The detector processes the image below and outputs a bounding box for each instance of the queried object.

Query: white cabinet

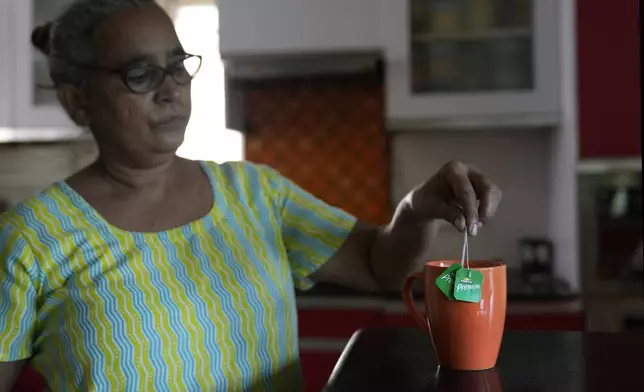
[0,0,13,129]
[2,0,568,136]
[380,0,562,129]
[219,0,381,56]
[0,0,84,142]
[12,0,77,129]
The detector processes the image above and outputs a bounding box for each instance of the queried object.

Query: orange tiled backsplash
[243,75,391,225]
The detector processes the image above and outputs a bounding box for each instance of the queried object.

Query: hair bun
[32,23,53,56]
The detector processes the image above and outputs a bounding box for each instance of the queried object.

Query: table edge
[322,329,364,391]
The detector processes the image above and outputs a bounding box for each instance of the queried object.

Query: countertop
[297,282,578,301]
[296,283,583,314]
[297,267,579,304]
[324,327,644,392]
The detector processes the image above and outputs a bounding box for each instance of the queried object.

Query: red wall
[577,0,641,158]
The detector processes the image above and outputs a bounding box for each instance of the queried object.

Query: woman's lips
[152,115,188,132]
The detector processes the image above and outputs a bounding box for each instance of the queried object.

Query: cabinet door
[381,0,561,127]
[383,313,419,328]
[219,0,380,56]
[12,0,79,129]
[577,0,641,158]
[298,307,381,391]
[384,310,585,331]
[505,313,585,331]
[300,351,341,392]
[298,308,382,339]
[11,367,47,392]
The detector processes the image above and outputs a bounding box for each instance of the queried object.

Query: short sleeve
[263,166,357,290]
[0,220,39,361]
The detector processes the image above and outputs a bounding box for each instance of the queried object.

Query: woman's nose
[154,74,182,104]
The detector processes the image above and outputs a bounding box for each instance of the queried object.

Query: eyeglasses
[107,53,202,94]
[45,53,203,94]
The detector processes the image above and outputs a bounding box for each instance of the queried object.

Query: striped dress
[0,161,356,392]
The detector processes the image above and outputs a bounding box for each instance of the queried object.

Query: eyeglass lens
[124,55,202,93]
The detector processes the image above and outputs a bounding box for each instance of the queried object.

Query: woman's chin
[154,129,187,152]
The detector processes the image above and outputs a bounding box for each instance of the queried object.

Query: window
[172,2,244,163]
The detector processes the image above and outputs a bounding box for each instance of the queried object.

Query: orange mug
[402,260,507,371]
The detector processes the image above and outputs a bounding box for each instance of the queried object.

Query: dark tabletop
[324,327,644,392]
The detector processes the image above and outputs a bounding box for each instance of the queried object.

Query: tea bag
[435,264,461,300]
[453,230,484,303]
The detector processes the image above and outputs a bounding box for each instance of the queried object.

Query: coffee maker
[519,237,554,284]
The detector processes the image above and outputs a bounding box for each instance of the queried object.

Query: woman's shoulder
[199,160,285,191]
[1,182,75,233]
[200,159,279,176]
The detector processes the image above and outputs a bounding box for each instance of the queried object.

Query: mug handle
[402,272,432,334]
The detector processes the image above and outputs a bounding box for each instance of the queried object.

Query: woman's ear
[57,85,91,126]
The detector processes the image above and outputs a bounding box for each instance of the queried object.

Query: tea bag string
[460,230,470,269]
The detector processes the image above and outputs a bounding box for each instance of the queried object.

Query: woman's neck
[95,155,179,194]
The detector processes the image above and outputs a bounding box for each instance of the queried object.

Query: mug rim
[425,260,506,270]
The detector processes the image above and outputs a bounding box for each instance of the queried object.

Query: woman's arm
[0,221,40,391]
[311,213,443,292]
[312,161,502,292]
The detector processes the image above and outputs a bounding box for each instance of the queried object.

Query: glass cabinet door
[33,0,76,106]
[11,0,78,130]
[410,0,533,94]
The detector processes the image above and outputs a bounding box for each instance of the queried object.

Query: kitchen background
[1,0,641,391]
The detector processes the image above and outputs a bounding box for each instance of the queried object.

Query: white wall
[391,130,554,271]
[0,141,97,205]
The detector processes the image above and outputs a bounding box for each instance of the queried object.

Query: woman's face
[78,3,192,164]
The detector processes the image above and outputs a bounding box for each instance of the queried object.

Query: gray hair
[33,0,156,87]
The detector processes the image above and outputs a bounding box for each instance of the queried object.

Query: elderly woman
[0,1,501,391]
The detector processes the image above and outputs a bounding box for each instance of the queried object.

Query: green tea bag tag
[453,268,484,303]
[435,264,462,300]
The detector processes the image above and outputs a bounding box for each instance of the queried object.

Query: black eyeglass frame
[46,53,203,94]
